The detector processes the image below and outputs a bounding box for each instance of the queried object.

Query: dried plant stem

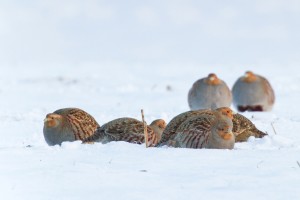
[141,109,148,148]
[271,122,277,135]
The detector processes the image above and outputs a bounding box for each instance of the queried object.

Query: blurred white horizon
[0,0,300,68]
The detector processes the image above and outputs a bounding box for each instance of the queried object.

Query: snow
[1,65,300,200]
[1,1,300,200]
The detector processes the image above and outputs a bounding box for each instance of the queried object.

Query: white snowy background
[1,1,300,199]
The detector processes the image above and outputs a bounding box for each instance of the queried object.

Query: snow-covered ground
[1,65,300,200]
[1,1,300,200]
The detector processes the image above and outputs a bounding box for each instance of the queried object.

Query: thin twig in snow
[271,122,277,135]
[297,161,300,168]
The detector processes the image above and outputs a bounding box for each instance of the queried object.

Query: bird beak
[209,76,215,81]
[44,118,50,123]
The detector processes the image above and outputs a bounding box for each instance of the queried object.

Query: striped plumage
[232,113,267,142]
[157,109,266,146]
[157,109,211,146]
[43,108,100,146]
[188,73,232,110]
[83,117,166,147]
[168,107,235,149]
[232,71,275,112]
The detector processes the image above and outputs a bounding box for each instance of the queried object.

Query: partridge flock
[43,70,272,149]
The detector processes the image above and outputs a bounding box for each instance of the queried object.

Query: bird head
[206,73,221,85]
[243,71,257,82]
[44,113,63,128]
[150,119,166,129]
[215,107,234,120]
[150,119,167,140]
[216,122,233,141]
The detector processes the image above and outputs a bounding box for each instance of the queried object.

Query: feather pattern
[167,107,235,149]
[83,117,165,147]
[43,108,100,146]
[232,113,267,142]
[173,115,213,148]
[157,109,267,146]
[157,109,214,146]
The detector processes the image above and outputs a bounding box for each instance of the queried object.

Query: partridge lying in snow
[157,110,210,146]
[157,109,266,146]
[83,118,166,147]
[43,108,100,146]
[188,73,232,110]
[232,71,275,112]
[167,107,235,149]
[232,114,267,142]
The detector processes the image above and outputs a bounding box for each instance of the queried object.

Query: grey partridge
[43,108,100,146]
[157,109,267,146]
[168,107,235,149]
[83,118,166,147]
[232,113,267,142]
[232,71,275,112]
[188,73,232,110]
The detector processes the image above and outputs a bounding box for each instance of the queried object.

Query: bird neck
[149,125,163,142]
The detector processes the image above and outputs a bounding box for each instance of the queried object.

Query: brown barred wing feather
[83,117,160,146]
[157,109,212,146]
[171,115,213,149]
[232,113,267,142]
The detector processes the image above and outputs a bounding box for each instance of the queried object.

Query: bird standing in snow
[232,71,275,112]
[83,118,166,147]
[167,107,235,149]
[188,73,232,110]
[43,108,100,146]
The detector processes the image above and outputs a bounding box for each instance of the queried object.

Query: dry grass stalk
[141,109,149,148]
[271,122,277,135]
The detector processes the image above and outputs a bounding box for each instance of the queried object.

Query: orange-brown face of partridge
[150,119,167,143]
[150,119,167,129]
[44,114,62,128]
[243,71,258,82]
[218,124,233,140]
[206,73,221,85]
[150,119,167,135]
